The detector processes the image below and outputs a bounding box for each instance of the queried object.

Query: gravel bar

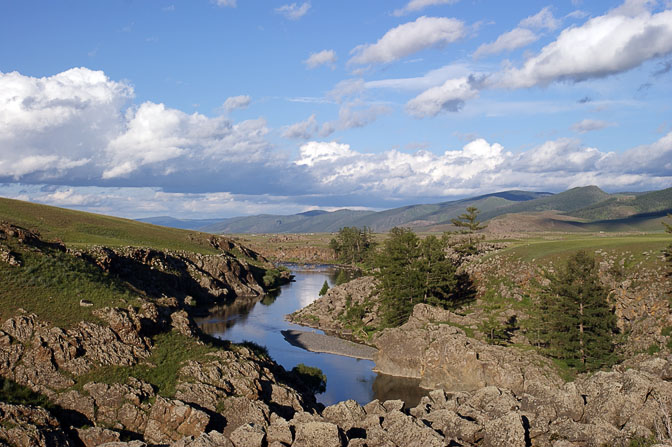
[281,329,377,360]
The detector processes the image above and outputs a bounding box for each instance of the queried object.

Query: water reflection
[195,265,428,407]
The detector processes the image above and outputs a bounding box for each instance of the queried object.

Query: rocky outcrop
[373,304,561,394]
[0,306,318,445]
[0,403,75,447]
[73,244,268,305]
[288,276,380,342]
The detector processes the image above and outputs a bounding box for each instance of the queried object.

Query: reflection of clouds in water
[295,273,328,307]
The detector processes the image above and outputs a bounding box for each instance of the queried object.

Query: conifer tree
[318,280,329,296]
[329,226,375,265]
[450,207,487,257]
[375,228,458,327]
[540,251,617,371]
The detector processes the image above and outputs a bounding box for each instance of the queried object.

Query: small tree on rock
[319,280,329,296]
[450,207,487,257]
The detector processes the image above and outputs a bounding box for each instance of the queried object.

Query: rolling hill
[133,185,672,234]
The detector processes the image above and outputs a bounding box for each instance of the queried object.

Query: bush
[291,363,326,394]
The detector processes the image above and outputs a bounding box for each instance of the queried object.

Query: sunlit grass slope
[0,197,219,253]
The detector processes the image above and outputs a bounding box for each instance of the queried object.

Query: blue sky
[1,0,671,218]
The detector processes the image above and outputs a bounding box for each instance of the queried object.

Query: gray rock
[293,421,344,447]
[229,423,265,447]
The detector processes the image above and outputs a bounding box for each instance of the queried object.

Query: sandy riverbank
[281,329,377,360]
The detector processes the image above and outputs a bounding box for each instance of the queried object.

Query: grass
[0,197,220,254]
[0,240,138,327]
[0,377,54,409]
[72,332,218,398]
[500,233,669,264]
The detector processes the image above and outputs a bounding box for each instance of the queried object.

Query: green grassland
[0,197,220,254]
[499,233,669,265]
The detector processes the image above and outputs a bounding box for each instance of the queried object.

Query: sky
[1,0,672,219]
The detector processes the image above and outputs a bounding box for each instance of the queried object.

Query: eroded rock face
[0,403,73,447]
[373,304,561,394]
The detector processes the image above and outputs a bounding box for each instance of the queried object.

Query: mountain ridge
[134,186,672,234]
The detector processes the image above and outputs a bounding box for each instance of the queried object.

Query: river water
[194,264,427,407]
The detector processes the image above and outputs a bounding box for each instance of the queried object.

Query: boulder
[293,421,344,447]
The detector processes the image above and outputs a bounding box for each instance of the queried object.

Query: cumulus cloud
[405,77,479,117]
[0,68,283,192]
[349,16,465,65]
[304,50,337,69]
[571,119,616,133]
[473,7,559,59]
[275,2,311,20]
[473,28,538,58]
[222,95,251,111]
[282,114,318,139]
[495,6,672,88]
[393,0,460,17]
[293,132,672,200]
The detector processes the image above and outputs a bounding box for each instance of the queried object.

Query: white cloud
[495,7,672,88]
[571,118,616,133]
[519,6,560,30]
[275,2,310,20]
[473,28,538,58]
[473,6,560,59]
[213,0,236,7]
[296,141,356,167]
[320,101,392,136]
[222,95,251,111]
[393,0,460,17]
[365,63,472,91]
[282,114,318,139]
[0,68,130,180]
[304,49,337,69]
[349,16,465,65]
[0,68,278,187]
[327,78,366,103]
[294,133,672,199]
[405,77,479,117]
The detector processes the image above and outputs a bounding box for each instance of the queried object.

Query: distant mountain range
[137,186,672,234]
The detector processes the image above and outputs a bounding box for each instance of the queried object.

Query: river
[194,264,427,407]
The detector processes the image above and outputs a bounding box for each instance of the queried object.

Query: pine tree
[540,251,618,371]
[450,207,487,257]
[329,226,375,265]
[451,206,487,232]
[318,280,329,296]
[375,228,459,327]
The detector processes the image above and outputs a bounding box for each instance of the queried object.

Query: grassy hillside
[479,186,610,221]
[570,187,672,221]
[200,190,549,234]
[0,197,220,253]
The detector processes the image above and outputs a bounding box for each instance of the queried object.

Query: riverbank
[281,329,377,360]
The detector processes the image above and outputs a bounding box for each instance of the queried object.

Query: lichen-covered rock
[144,397,211,444]
[76,426,121,447]
[293,421,344,447]
[229,423,265,447]
[481,412,527,447]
